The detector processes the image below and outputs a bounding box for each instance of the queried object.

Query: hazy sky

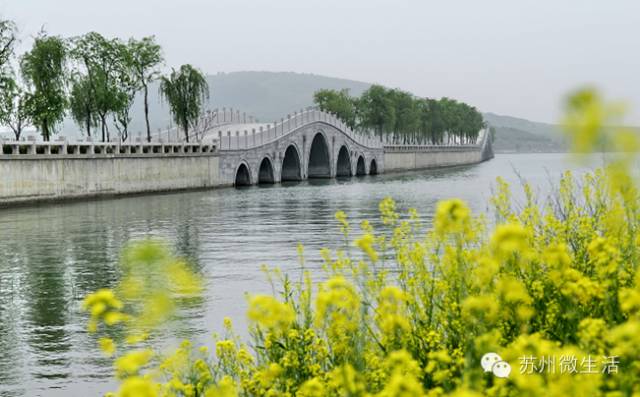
[2,0,639,123]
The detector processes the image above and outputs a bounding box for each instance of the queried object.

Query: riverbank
[0,141,222,206]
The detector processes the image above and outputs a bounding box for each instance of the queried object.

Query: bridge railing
[214,107,385,150]
[0,137,216,157]
[145,107,260,143]
[382,128,489,151]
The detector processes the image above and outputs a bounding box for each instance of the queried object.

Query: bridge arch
[258,157,275,184]
[336,145,352,177]
[356,155,366,176]
[234,162,252,186]
[308,132,331,178]
[369,159,378,175]
[281,144,302,182]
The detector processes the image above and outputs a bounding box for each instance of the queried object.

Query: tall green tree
[20,32,67,141]
[7,89,31,140]
[418,98,445,144]
[0,18,16,72]
[0,18,18,131]
[357,85,395,138]
[111,41,139,142]
[313,88,357,129]
[71,32,124,142]
[0,77,32,140]
[159,65,209,142]
[389,89,420,144]
[127,36,163,142]
[0,75,12,130]
[69,74,97,138]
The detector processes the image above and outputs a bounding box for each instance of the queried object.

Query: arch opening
[369,159,378,175]
[308,133,331,178]
[281,145,302,181]
[336,146,352,177]
[258,157,275,184]
[234,163,251,186]
[356,156,366,176]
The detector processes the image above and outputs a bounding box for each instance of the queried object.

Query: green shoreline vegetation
[82,89,640,396]
[313,87,485,146]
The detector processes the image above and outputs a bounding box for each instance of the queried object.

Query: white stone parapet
[0,139,216,158]
[211,107,386,151]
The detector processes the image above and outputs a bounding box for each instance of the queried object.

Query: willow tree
[389,89,420,144]
[159,65,209,142]
[357,85,396,139]
[21,32,67,141]
[0,18,17,129]
[128,36,163,142]
[112,41,139,142]
[70,32,125,142]
[69,75,97,137]
[0,18,16,70]
[313,88,357,129]
[1,78,32,140]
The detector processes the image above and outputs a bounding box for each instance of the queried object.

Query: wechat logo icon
[481,352,511,378]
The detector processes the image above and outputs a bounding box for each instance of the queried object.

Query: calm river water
[0,153,603,396]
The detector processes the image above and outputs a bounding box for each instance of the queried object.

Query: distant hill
[483,112,568,153]
[16,71,571,152]
[489,125,565,153]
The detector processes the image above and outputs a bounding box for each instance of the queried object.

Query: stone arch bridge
[201,108,386,186]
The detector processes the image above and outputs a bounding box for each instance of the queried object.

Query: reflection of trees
[0,265,25,393]
[66,220,121,296]
[0,190,216,393]
[0,201,130,388]
[175,220,202,269]
[22,240,72,375]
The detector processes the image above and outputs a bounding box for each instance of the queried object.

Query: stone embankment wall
[383,130,494,172]
[0,142,220,205]
[384,146,484,171]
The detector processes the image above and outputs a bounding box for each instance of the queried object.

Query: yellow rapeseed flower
[379,197,399,225]
[223,316,233,331]
[355,233,378,263]
[116,376,157,397]
[491,223,530,258]
[115,349,153,378]
[434,199,471,236]
[376,371,425,397]
[247,295,295,332]
[335,210,350,237]
[99,337,116,357]
[296,377,325,397]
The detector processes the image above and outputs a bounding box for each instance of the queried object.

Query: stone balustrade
[150,107,260,143]
[382,128,490,152]
[214,107,384,151]
[0,139,216,157]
